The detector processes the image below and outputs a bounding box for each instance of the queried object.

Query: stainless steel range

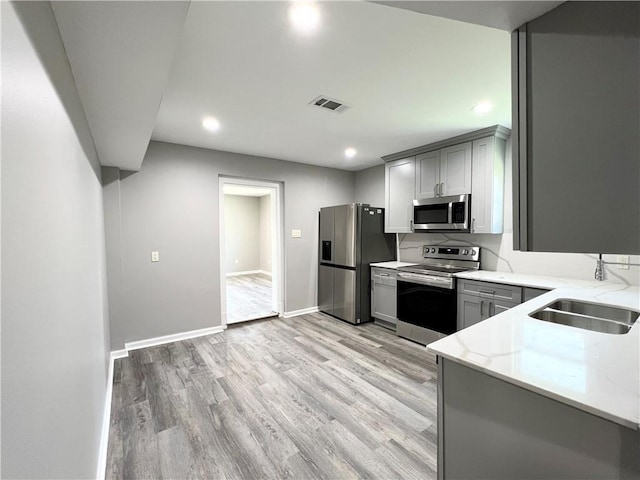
[396,245,480,345]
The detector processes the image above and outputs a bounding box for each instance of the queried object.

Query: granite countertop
[427,283,640,430]
[454,270,604,290]
[370,261,419,269]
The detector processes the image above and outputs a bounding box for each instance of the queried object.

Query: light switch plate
[151,251,159,262]
[291,229,302,238]
[616,255,629,269]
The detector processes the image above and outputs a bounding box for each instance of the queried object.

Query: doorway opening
[219,177,283,326]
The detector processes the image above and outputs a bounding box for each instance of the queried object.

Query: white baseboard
[97,325,225,478]
[96,351,120,480]
[226,270,272,277]
[226,270,261,277]
[125,325,225,352]
[281,306,319,318]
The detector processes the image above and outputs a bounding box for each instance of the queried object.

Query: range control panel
[422,245,480,262]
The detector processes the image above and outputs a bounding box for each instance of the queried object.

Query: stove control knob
[431,248,436,253]
[462,249,468,255]
[470,249,477,256]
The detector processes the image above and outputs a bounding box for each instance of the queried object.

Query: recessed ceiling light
[472,102,493,115]
[202,116,220,132]
[345,148,357,158]
[289,2,320,34]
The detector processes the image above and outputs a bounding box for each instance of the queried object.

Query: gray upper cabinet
[439,142,472,197]
[384,125,510,235]
[512,2,640,254]
[415,143,472,199]
[471,136,506,234]
[384,157,415,233]
[415,150,440,199]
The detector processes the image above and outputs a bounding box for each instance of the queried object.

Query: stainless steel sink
[529,299,639,335]
[546,300,638,324]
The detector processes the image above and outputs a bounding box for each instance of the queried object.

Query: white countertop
[454,270,602,290]
[370,261,419,269]
[427,283,640,430]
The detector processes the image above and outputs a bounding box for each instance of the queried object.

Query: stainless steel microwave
[412,194,470,232]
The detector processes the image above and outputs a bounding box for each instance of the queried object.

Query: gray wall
[259,195,272,273]
[2,2,111,478]
[355,164,385,207]
[224,195,260,274]
[105,141,354,348]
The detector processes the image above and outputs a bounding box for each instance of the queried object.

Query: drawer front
[371,267,397,286]
[457,279,522,303]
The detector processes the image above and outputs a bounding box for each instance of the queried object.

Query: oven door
[397,279,457,335]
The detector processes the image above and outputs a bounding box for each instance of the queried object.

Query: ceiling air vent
[309,95,351,114]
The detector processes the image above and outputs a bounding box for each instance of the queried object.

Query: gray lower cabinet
[523,286,550,302]
[457,279,521,330]
[438,358,640,479]
[371,267,397,327]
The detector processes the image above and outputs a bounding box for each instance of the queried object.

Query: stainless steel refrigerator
[318,204,396,324]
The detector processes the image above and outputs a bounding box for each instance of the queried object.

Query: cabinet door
[384,157,415,233]
[415,151,440,199]
[457,293,484,330]
[439,142,472,196]
[489,298,520,317]
[372,280,397,324]
[471,136,504,234]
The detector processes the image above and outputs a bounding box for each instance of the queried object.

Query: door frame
[218,176,284,327]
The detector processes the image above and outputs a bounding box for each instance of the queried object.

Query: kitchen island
[427,282,640,479]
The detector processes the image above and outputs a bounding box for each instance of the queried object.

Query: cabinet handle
[440,182,445,196]
[480,300,484,317]
[434,184,439,197]
[471,217,475,233]
[490,302,495,316]
[479,290,495,297]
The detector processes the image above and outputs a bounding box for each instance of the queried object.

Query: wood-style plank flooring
[106,313,438,479]
[226,273,275,323]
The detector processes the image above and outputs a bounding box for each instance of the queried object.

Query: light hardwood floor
[226,273,275,323]
[106,313,439,479]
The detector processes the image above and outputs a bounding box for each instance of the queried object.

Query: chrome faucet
[594,254,605,281]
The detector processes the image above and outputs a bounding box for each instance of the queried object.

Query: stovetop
[401,264,474,275]
[397,245,481,277]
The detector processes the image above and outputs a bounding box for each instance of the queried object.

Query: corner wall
[1,2,111,477]
[105,141,355,349]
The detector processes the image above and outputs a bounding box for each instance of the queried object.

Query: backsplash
[398,232,640,286]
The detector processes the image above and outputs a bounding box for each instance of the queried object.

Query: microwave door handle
[448,201,453,224]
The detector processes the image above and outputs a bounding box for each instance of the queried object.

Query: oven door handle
[397,272,454,289]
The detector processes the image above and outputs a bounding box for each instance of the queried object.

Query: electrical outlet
[291,229,302,238]
[151,251,159,262]
[617,255,629,270]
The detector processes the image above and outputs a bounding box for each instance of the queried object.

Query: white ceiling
[374,1,563,32]
[49,1,560,172]
[51,1,189,171]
